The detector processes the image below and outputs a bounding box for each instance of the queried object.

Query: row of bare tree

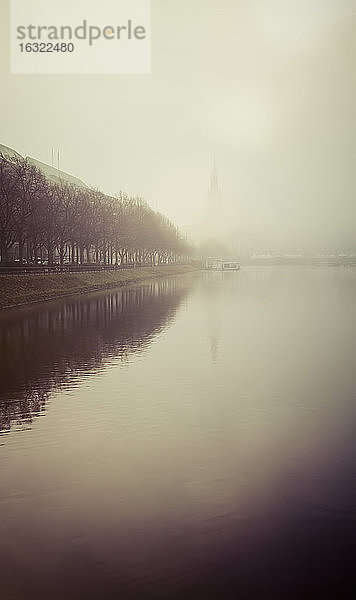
[0,154,191,265]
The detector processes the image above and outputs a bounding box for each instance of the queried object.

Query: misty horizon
[1,0,355,254]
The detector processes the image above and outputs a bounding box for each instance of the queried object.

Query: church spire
[207,157,221,210]
[209,163,220,194]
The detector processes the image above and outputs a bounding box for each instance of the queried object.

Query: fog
[1,0,355,254]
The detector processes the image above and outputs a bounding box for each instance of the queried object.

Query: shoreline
[0,265,197,310]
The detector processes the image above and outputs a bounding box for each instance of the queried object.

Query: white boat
[206,257,240,271]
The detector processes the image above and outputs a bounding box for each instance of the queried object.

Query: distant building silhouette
[207,159,221,214]
[202,158,227,241]
[0,143,88,188]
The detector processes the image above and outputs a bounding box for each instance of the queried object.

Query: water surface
[1,268,356,599]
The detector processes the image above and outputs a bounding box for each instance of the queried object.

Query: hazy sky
[1,0,356,253]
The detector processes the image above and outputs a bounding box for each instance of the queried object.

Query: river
[1,267,356,599]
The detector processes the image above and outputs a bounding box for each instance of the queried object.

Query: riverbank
[0,265,197,309]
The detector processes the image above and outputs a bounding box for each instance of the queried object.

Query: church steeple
[207,158,221,210]
[209,164,219,194]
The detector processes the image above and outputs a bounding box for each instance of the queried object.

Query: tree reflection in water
[0,277,191,433]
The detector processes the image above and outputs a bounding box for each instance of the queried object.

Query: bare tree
[0,153,191,266]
